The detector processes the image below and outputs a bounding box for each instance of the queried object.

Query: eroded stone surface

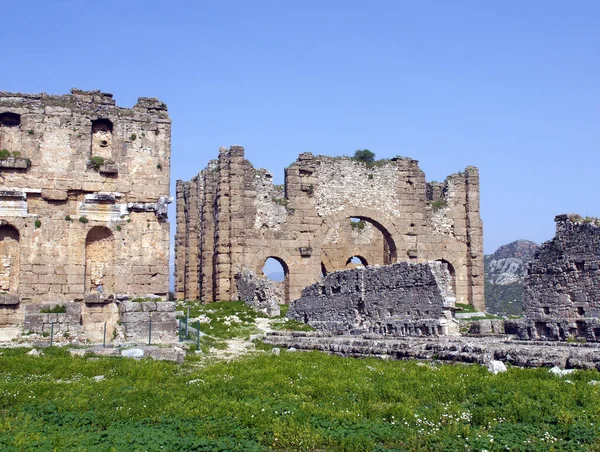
[521,214,600,341]
[235,268,281,317]
[0,89,172,339]
[287,261,457,336]
[176,148,484,311]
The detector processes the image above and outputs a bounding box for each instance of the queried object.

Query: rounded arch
[345,255,368,267]
[314,208,403,274]
[434,258,456,297]
[91,118,113,134]
[85,226,114,294]
[0,112,21,128]
[0,224,20,293]
[261,255,290,303]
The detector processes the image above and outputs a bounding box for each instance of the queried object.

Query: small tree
[353,149,375,163]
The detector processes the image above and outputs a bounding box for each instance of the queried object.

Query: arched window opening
[262,256,290,302]
[91,118,114,160]
[0,225,20,294]
[85,226,114,294]
[435,259,456,297]
[345,255,368,268]
[0,113,21,128]
[0,113,22,156]
[349,217,366,231]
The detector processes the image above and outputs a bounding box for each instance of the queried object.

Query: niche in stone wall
[85,226,114,294]
[91,118,113,160]
[0,112,22,155]
[0,225,20,294]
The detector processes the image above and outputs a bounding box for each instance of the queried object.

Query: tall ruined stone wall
[521,214,600,341]
[287,261,455,336]
[0,89,171,337]
[176,147,484,310]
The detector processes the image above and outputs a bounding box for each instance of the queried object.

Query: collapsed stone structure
[0,89,172,340]
[288,261,458,336]
[521,214,600,341]
[175,147,484,311]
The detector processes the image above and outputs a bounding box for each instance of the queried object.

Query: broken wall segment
[287,261,456,336]
[521,214,600,341]
[235,268,281,317]
[0,88,171,339]
[176,147,484,310]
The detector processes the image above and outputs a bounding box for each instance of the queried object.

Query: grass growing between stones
[1,345,600,451]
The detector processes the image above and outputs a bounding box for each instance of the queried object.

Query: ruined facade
[0,89,171,339]
[176,146,484,310]
[521,214,600,341]
[288,261,457,336]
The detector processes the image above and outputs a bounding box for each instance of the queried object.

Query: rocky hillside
[484,240,539,316]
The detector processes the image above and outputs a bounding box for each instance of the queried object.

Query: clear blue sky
[2,0,599,255]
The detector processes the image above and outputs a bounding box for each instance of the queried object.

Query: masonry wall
[521,214,600,341]
[176,147,484,310]
[287,261,453,336]
[0,89,171,338]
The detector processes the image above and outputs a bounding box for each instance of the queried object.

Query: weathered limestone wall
[0,89,171,338]
[287,261,455,336]
[521,214,600,341]
[118,301,177,342]
[176,147,484,310]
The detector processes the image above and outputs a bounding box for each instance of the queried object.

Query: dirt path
[211,317,275,361]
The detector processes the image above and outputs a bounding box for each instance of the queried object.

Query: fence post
[178,319,182,342]
[196,321,200,351]
[185,312,189,339]
[148,317,152,345]
[50,323,54,347]
[103,322,107,348]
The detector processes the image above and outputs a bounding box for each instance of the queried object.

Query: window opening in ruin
[346,255,368,268]
[577,306,585,317]
[575,261,585,271]
[262,256,289,302]
[435,259,456,296]
[85,226,114,294]
[332,286,341,294]
[350,217,366,231]
[91,118,114,160]
[542,306,550,315]
[0,225,20,294]
[0,113,21,127]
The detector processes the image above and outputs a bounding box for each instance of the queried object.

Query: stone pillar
[200,164,218,302]
[214,148,233,301]
[174,180,188,300]
[465,167,485,311]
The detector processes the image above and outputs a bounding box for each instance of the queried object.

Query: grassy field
[0,302,599,451]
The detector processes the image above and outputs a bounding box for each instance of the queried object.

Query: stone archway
[0,225,20,293]
[262,256,290,303]
[315,208,402,273]
[85,226,114,294]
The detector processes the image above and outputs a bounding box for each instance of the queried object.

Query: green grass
[178,301,265,351]
[0,347,599,450]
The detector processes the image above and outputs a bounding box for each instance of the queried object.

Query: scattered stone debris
[487,360,508,374]
[26,349,43,357]
[549,366,576,377]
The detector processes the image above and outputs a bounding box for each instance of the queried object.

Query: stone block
[0,294,19,306]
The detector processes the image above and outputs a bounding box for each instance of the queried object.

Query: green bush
[34,219,41,229]
[0,149,11,159]
[79,216,89,224]
[352,149,375,163]
[88,156,104,171]
[40,304,66,314]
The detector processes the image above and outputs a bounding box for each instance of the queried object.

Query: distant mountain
[484,240,539,316]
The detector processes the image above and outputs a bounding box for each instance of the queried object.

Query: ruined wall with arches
[176,146,484,310]
[0,89,171,337]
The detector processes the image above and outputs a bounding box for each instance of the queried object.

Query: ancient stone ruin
[288,261,458,336]
[175,146,484,311]
[0,89,173,341]
[521,214,600,341]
